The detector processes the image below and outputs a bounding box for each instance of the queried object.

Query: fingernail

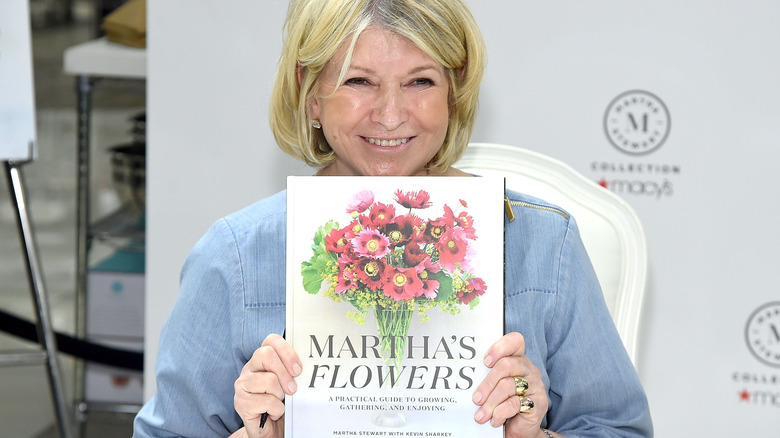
[483,355,493,367]
[288,380,297,393]
[472,391,482,404]
[293,362,302,375]
[474,410,484,422]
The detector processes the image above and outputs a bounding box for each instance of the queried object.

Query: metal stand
[1,160,73,438]
[72,73,144,435]
[73,76,93,435]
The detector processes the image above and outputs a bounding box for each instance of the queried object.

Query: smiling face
[310,27,451,176]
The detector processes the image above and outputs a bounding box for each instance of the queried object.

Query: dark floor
[1,1,144,437]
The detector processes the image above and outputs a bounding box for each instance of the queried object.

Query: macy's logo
[739,389,780,407]
[597,178,673,199]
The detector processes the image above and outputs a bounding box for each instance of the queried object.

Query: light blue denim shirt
[134,189,652,437]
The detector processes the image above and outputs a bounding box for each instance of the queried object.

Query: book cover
[286,176,505,437]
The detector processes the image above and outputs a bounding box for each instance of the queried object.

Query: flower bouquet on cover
[301,187,488,377]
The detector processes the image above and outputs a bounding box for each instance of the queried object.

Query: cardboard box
[84,338,144,404]
[85,248,145,403]
[86,271,144,339]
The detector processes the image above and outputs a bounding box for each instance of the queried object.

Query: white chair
[455,143,648,366]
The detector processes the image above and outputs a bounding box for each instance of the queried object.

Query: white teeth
[367,137,409,147]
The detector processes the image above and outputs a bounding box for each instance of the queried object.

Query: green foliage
[430,271,453,302]
[301,221,338,294]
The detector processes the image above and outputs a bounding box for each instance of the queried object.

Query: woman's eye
[345,77,369,86]
[411,78,435,86]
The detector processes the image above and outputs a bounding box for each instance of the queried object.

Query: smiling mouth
[365,137,411,147]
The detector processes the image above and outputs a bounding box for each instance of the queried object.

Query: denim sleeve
[133,218,246,437]
[544,218,653,437]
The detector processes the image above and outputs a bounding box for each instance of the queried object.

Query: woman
[133,0,653,437]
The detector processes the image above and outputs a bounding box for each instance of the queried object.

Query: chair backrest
[456,143,648,366]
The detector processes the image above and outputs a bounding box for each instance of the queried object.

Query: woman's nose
[370,86,407,130]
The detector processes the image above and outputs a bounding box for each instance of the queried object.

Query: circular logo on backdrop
[745,302,780,368]
[604,90,671,155]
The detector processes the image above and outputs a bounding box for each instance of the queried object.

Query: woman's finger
[482,332,526,368]
[235,362,286,401]
[245,334,302,396]
[262,333,303,381]
[473,357,536,423]
[486,366,544,426]
[234,391,285,428]
[473,332,527,406]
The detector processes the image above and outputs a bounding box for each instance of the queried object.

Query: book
[286,176,505,437]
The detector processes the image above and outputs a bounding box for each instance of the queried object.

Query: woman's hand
[472,332,550,438]
[232,333,302,438]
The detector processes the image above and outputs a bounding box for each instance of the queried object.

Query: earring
[311,119,322,129]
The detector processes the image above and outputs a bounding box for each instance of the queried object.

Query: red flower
[356,215,373,231]
[383,215,422,247]
[356,257,386,289]
[395,189,432,209]
[325,226,354,253]
[457,277,487,304]
[352,229,390,259]
[346,189,374,214]
[443,205,476,239]
[367,202,395,229]
[382,267,422,301]
[459,199,468,208]
[436,227,469,272]
[402,243,429,268]
[422,219,447,244]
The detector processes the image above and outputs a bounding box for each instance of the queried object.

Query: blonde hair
[269,0,486,173]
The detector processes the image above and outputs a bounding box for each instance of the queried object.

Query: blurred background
[1,0,143,436]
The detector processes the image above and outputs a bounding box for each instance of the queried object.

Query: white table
[64,37,146,78]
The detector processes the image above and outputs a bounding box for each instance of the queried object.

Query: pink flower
[335,261,359,294]
[382,267,422,301]
[346,190,375,214]
[422,256,441,274]
[352,229,390,259]
[417,269,440,299]
[395,189,432,209]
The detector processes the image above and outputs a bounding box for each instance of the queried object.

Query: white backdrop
[146,1,780,435]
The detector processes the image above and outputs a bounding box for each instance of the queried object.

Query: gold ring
[513,376,529,397]
[518,396,534,413]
